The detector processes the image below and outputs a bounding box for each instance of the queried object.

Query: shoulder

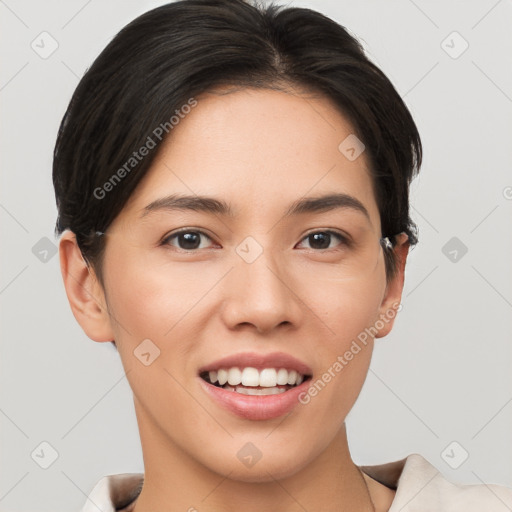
[361,453,512,511]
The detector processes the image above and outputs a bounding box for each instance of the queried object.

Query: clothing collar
[80,453,512,511]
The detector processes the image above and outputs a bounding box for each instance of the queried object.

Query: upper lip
[198,351,312,376]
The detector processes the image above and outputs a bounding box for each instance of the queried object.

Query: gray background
[1,0,511,510]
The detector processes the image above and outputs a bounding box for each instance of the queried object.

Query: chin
[212,456,308,484]
[196,437,317,483]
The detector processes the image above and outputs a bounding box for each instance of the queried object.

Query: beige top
[80,453,512,511]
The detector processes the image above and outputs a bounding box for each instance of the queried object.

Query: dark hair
[53,0,421,289]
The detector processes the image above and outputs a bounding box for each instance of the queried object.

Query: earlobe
[58,230,115,343]
[375,232,410,338]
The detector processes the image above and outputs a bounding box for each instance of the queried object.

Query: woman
[53,0,512,510]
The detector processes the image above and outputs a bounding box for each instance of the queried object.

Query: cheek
[310,271,386,347]
[103,250,214,343]
[296,273,385,421]
[102,254,208,424]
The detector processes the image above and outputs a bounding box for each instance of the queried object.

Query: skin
[60,87,409,512]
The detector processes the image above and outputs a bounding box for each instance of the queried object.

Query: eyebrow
[139,192,370,220]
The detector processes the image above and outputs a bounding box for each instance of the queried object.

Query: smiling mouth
[200,367,311,395]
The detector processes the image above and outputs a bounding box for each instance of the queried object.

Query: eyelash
[160,228,351,252]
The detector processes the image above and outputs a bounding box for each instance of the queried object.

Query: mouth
[199,367,312,396]
[197,352,313,420]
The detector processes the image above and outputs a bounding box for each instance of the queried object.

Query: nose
[219,248,303,335]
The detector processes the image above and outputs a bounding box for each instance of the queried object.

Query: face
[67,87,405,482]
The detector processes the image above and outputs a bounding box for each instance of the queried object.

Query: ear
[58,230,115,343]
[375,232,409,338]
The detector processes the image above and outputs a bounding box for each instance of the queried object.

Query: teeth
[241,367,259,387]
[205,367,305,387]
[227,367,242,386]
[276,368,289,385]
[259,368,277,387]
[287,370,298,385]
[217,369,228,385]
[234,386,287,395]
[222,386,287,395]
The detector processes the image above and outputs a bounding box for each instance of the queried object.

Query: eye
[296,230,349,250]
[162,229,215,251]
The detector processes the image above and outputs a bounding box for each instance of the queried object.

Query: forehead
[120,87,380,229]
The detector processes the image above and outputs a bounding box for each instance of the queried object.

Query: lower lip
[198,377,311,421]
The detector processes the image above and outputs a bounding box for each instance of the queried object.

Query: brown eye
[162,230,213,250]
[297,231,348,250]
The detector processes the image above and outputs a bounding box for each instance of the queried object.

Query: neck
[131,398,374,512]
